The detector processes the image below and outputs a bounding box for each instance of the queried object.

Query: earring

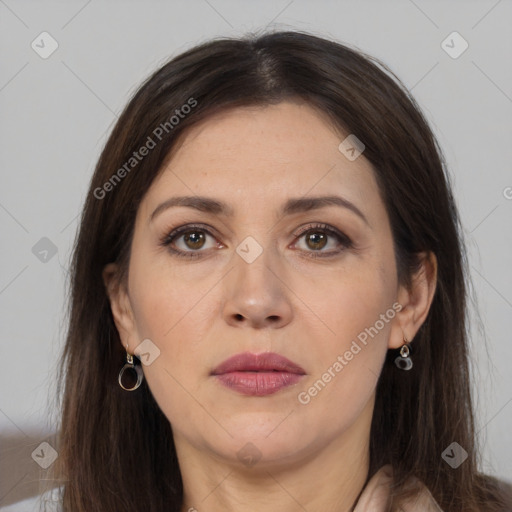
[118,345,144,391]
[394,335,413,371]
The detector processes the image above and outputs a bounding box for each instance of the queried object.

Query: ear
[102,263,138,352]
[388,251,438,349]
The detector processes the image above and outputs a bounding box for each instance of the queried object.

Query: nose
[222,247,294,330]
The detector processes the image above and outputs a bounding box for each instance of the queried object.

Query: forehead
[140,101,382,220]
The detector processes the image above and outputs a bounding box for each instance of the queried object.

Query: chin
[201,416,317,467]
[213,436,310,471]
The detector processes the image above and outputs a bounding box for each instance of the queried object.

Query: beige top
[354,465,443,511]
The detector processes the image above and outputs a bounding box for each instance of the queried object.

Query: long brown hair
[51,30,510,511]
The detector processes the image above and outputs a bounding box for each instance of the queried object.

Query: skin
[104,101,437,512]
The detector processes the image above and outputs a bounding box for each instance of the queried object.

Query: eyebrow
[150,194,370,226]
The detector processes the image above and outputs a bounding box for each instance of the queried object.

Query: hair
[50,30,511,511]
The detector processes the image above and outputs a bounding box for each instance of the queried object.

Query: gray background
[1,0,511,507]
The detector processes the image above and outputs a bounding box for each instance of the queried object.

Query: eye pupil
[306,232,327,250]
[184,231,205,249]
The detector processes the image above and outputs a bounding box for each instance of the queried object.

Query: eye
[159,224,220,259]
[292,223,353,258]
[159,222,353,260]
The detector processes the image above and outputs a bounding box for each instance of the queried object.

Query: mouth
[211,352,306,396]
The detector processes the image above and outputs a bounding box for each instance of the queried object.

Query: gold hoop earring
[394,335,413,371]
[118,345,144,391]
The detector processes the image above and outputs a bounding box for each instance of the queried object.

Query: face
[107,101,409,469]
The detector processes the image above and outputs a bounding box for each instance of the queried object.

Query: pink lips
[211,352,306,396]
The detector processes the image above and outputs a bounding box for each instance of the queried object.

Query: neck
[176,399,374,512]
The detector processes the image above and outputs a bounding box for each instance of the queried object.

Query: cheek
[127,271,214,428]
[127,254,220,398]
[294,252,395,344]
[128,241,216,340]
[292,256,396,414]
[129,285,214,388]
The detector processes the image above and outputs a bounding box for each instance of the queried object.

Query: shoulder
[0,495,39,511]
[38,485,63,511]
[0,486,62,512]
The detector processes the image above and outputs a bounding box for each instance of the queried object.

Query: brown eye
[160,224,219,259]
[183,231,206,250]
[305,232,328,251]
[293,223,353,258]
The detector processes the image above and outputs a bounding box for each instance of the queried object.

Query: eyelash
[159,222,353,260]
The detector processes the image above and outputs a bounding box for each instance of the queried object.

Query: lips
[212,352,306,375]
[211,352,306,396]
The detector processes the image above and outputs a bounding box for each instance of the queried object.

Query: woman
[48,30,511,511]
